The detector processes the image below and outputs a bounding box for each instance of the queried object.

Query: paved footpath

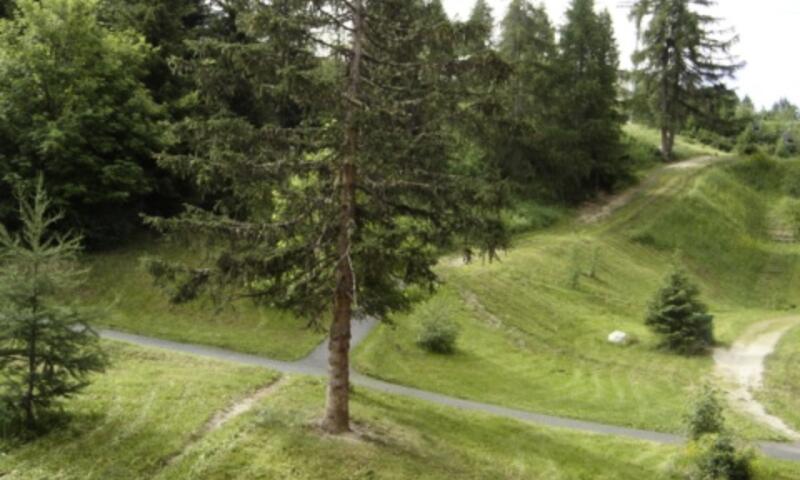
[99,318,800,463]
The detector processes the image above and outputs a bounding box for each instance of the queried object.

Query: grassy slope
[78,124,708,362]
[0,342,274,479]
[355,146,800,438]
[622,123,721,164]
[4,343,797,479]
[82,239,324,360]
[762,324,800,432]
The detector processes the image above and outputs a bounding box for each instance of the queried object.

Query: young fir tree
[0,179,106,432]
[630,0,742,160]
[553,0,625,197]
[148,0,509,434]
[645,269,714,354]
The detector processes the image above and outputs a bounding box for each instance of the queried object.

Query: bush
[689,434,753,480]
[677,384,753,480]
[775,132,797,158]
[416,305,460,354]
[686,384,725,440]
[645,269,714,354]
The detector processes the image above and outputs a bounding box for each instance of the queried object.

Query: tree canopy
[0,0,164,244]
[146,0,509,433]
[630,0,742,160]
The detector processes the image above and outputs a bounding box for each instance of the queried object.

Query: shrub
[775,132,797,158]
[678,384,753,480]
[416,306,460,354]
[645,269,714,354]
[686,384,725,440]
[690,434,753,480]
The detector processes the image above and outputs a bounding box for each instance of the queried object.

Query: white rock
[608,330,628,345]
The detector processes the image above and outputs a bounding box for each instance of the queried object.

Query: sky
[442,0,800,110]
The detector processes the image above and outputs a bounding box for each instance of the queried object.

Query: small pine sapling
[645,268,714,354]
[0,179,106,433]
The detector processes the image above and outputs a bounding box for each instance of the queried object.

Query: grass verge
[82,239,325,360]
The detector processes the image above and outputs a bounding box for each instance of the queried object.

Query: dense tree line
[465,0,626,202]
[0,0,750,244]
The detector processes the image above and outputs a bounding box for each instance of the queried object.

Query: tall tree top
[467,0,494,50]
[500,0,555,62]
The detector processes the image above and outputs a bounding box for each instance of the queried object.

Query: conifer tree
[487,1,557,188]
[0,179,106,431]
[553,0,625,196]
[499,0,556,119]
[466,0,494,51]
[645,269,714,354]
[630,0,742,160]
[100,0,208,106]
[148,0,509,434]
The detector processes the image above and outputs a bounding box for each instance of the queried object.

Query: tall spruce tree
[499,0,556,119]
[630,0,742,160]
[466,0,494,51]
[553,0,625,195]
[147,0,508,433]
[489,1,558,189]
[0,179,106,431]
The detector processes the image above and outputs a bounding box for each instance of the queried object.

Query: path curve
[578,155,720,224]
[98,326,800,462]
[714,317,800,441]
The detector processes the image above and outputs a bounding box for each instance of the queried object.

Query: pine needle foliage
[630,0,742,160]
[686,383,724,440]
[553,0,626,196]
[0,179,106,433]
[645,268,714,354]
[146,0,510,433]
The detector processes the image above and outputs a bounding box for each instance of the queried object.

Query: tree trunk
[23,321,36,430]
[660,126,674,161]
[322,0,364,435]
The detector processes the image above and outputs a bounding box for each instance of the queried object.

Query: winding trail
[579,155,720,224]
[714,317,800,441]
[99,322,800,462]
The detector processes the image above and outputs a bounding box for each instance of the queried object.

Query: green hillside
[354,155,800,438]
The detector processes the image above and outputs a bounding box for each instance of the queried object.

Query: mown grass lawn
[354,158,800,439]
[81,239,325,360]
[148,377,800,480]
[2,337,798,478]
[761,323,800,432]
[0,342,275,479]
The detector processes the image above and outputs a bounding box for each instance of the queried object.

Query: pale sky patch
[442,0,800,110]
